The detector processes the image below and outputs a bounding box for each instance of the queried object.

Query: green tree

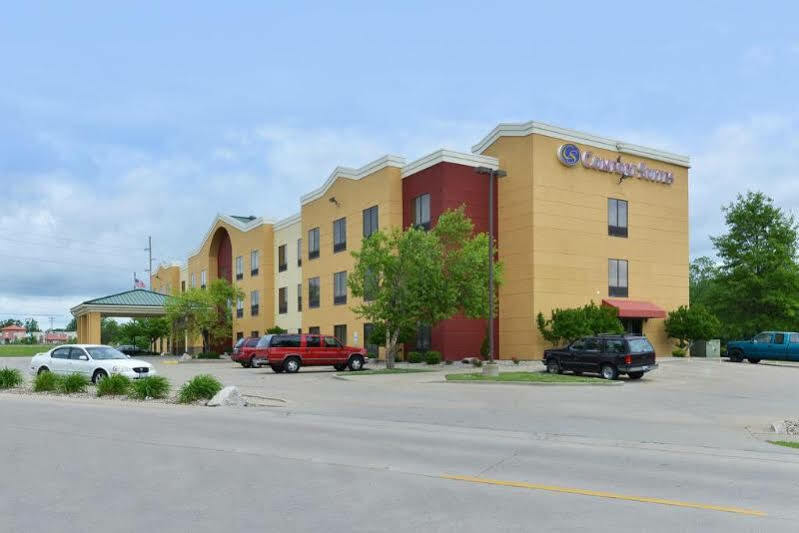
[101,318,122,345]
[165,280,242,353]
[266,326,287,334]
[64,318,77,331]
[536,302,623,345]
[710,191,799,338]
[24,318,39,333]
[349,207,500,368]
[0,319,22,328]
[689,256,720,307]
[664,305,721,349]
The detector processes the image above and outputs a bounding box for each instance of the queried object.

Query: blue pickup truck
[727,331,799,363]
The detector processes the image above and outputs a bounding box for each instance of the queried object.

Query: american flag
[134,275,146,289]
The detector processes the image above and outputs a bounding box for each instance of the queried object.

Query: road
[3,386,799,532]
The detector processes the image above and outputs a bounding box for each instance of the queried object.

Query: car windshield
[86,346,128,360]
[256,335,273,348]
[627,338,654,353]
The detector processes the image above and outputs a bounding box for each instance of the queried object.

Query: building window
[363,206,379,238]
[334,324,347,344]
[364,323,378,357]
[608,259,629,297]
[308,277,320,308]
[334,271,347,305]
[297,328,302,334]
[250,250,259,276]
[278,245,287,272]
[181,281,186,293]
[297,238,302,267]
[236,297,244,318]
[251,290,260,316]
[333,217,347,252]
[201,270,207,289]
[416,324,432,351]
[413,193,431,230]
[191,273,195,288]
[251,330,258,338]
[297,283,302,311]
[308,228,320,259]
[308,326,320,335]
[236,332,243,340]
[608,199,628,238]
[278,287,287,314]
[236,256,243,280]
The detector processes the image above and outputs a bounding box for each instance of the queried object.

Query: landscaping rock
[207,386,246,407]
[772,419,799,435]
[179,353,192,362]
[772,421,787,434]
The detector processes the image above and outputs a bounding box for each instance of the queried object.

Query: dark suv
[542,334,658,380]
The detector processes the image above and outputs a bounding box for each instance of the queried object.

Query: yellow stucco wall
[300,164,404,348]
[185,218,275,351]
[273,217,303,333]
[151,265,181,295]
[483,133,689,359]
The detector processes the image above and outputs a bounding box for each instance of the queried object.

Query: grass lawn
[445,371,608,383]
[338,368,435,376]
[768,441,799,449]
[0,345,50,357]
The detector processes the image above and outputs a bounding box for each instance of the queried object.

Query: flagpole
[134,272,137,289]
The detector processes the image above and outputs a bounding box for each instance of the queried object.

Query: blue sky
[1,1,798,327]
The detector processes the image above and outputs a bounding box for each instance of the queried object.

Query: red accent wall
[217,231,232,283]
[402,162,499,360]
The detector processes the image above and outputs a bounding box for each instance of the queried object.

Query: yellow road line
[161,361,178,365]
[441,475,766,517]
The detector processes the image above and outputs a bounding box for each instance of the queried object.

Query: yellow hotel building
[152,120,689,360]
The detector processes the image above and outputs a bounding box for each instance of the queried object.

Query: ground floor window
[334,324,347,344]
[250,330,258,337]
[308,326,320,335]
[236,332,243,340]
[621,318,643,336]
[416,324,432,351]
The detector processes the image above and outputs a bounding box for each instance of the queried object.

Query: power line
[0,236,145,258]
[0,253,137,272]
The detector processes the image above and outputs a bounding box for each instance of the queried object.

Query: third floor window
[363,205,379,238]
[608,198,628,238]
[333,217,347,252]
[308,228,320,260]
[278,244,287,272]
[413,193,431,230]
[235,256,243,280]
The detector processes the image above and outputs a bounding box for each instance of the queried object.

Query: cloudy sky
[1,2,797,327]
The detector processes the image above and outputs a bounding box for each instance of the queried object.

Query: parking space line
[441,475,766,517]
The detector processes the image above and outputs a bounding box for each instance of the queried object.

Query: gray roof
[229,215,257,224]
[82,289,170,307]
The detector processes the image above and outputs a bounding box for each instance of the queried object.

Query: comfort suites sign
[557,143,674,185]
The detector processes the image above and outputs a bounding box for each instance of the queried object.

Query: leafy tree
[101,318,122,345]
[664,305,721,349]
[24,319,39,333]
[349,207,500,368]
[536,302,623,345]
[266,326,287,334]
[64,318,77,331]
[0,319,22,328]
[165,280,242,353]
[119,318,169,349]
[689,256,720,307]
[710,191,799,338]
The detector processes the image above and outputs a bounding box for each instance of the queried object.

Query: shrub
[33,371,60,392]
[480,334,489,358]
[178,374,222,404]
[408,352,423,364]
[130,376,170,400]
[196,352,220,359]
[59,373,89,394]
[461,358,472,365]
[97,374,132,396]
[472,359,483,368]
[672,347,687,357]
[266,326,287,334]
[444,360,453,365]
[425,351,442,365]
[0,367,23,389]
[511,357,520,365]
[367,351,378,359]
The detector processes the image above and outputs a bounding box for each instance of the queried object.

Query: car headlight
[112,366,129,373]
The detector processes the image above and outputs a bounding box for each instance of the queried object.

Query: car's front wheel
[348,355,365,371]
[37,366,49,375]
[546,359,562,374]
[627,371,644,380]
[601,364,619,380]
[728,349,744,362]
[92,369,108,384]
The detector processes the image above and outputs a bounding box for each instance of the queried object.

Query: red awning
[602,299,666,319]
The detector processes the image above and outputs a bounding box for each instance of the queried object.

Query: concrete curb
[440,379,623,386]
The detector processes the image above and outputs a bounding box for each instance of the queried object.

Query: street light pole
[475,166,506,368]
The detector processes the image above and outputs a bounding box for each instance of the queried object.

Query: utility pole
[145,236,153,289]
[49,316,54,332]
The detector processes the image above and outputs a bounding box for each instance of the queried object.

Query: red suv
[231,336,261,367]
[252,333,367,373]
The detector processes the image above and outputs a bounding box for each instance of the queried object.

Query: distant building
[1,325,27,343]
[44,331,77,344]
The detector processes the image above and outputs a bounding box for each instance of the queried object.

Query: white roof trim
[402,149,499,178]
[274,212,301,231]
[472,120,690,168]
[300,154,406,206]
[187,213,275,259]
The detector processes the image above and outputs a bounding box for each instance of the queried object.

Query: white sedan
[30,344,156,383]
